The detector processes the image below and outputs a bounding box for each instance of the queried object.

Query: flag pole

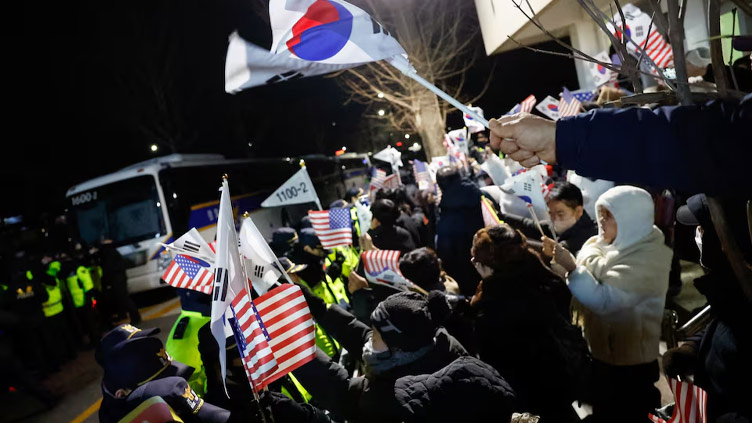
[300,160,323,210]
[387,56,489,129]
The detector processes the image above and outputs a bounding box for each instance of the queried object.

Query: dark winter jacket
[397,212,423,248]
[692,271,752,422]
[394,356,516,422]
[472,268,573,420]
[556,93,752,195]
[292,302,467,422]
[435,178,484,295]
[504,211,598,255]
[369,225,416,253]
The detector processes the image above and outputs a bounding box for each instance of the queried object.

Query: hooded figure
[565,185,672,422]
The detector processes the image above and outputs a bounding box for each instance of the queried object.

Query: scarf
[361,335,434,376]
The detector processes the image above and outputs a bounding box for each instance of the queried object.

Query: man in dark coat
[502,181,597,257]
[435,167,484,296]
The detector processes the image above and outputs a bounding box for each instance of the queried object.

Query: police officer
[98,239,141,326]
[64,246,101,347]
[97,324,233,423]
[269,227,299,259]
[165,289,211,396]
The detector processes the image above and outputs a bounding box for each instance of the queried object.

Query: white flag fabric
[269,0,407,65]
[446,128,469,155]
[239,216,283,296]
[211,179,248,395]
[261,167,321,209]
[353,200,372,234]
[589,51,617,87]
[373,146,403,170]
[163,228,216,264]
[535,95,561,121]
[462,106,485,134]
[482,151,511,186]
[226,33,355,93]
[500,171,549,221]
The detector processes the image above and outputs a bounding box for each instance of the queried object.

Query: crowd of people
[5,92,752,423]
[0,239,142,408]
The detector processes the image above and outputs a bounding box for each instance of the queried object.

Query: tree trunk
[667,0,692,105]
[414,90,446,160]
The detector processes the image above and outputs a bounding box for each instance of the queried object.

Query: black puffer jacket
[292,301,467,423]
[394,356,516,422]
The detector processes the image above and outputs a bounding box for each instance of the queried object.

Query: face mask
[553,216,578,234]
[477,180,487,187]
[695,226,703,255]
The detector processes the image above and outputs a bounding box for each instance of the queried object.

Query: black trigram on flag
[214,268,229,302]
[266,71,304,84]
[184,240,201,253]
[254,265,264,279]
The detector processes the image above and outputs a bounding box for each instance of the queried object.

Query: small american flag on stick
[309,209,353,249]
[162,254,214,294]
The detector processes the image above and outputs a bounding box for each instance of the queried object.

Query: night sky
[3,0,577,220]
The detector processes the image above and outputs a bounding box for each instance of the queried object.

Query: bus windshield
[68,175,165,246]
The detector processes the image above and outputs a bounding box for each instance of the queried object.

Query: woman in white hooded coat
[548,185,672,422]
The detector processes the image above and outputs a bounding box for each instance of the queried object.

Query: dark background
[1,0,578,219]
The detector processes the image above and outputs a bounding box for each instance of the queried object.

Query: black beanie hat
[370,291,451,352]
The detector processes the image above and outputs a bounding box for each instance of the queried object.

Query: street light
[404,134,410,139]
[150,144,158,152]
[378,109,385,116]
[377,92,384,98]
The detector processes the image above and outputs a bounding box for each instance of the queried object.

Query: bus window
[68,175,165,246]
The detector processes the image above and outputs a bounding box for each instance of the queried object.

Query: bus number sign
[71,191,98,206]
[275,183,309,203]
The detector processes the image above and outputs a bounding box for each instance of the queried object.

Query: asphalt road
[6,289,182,423]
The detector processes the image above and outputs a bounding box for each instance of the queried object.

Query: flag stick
[300,160,323,210]
[527,204,546,237]
[388,56,489,129]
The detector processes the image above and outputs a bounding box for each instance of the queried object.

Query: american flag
[369,168,387,191]
[230,284,316,392]
[162,254,214,294]
[558,87,582,118]
[570,89,596,103]
[309,209,353,248]
[648,378,707,423]
[413,160,432,191]
[481,197,502,227]
[507,94,537,115]
[640,29,674,69]
[383,173,402,189]
[229,289,278,391]
[362,250,413,290]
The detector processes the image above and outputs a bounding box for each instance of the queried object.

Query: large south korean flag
[269,0,406,65]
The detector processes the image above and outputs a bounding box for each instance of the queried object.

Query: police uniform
[97,324,232,423]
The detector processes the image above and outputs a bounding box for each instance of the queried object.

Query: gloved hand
[662,342,698,378]
[260,390,331,423]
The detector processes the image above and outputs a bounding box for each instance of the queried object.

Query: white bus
[65,153,370,293]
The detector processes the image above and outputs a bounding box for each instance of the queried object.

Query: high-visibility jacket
[326,246,360,280]
[350,206,362,238]
[165,310,210,396]
[296,276,347,357]
[77,266,95,292]
[27,264,65,318]
[280,373,312,403]
[66,265,94,309]
[89,265,103,292]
